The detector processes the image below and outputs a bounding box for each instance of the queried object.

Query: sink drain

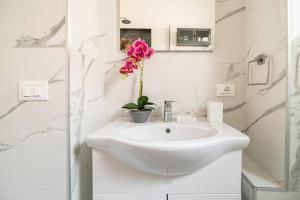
[165,128,171,134]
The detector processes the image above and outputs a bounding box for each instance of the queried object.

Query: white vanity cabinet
[93,194,166,200]
[89,119,249,200]
[93,194,241,200]
[92,150,243,200]
[87,119,249,200]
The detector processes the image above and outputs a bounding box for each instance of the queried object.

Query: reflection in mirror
[119,0,215,51]
[120,28,151,50]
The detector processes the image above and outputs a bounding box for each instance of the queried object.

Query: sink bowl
[86,119,249,176]
[121,124,217,142]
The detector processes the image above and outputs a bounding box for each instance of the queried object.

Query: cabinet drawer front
[168,194,241,200]
[93,194,166,200]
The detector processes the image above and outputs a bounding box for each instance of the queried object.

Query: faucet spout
[164,100,176,122]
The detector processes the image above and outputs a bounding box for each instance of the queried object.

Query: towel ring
[247,53,270,86]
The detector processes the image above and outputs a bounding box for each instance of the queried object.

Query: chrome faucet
[164,100,176,122]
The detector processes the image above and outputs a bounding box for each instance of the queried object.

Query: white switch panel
[18,81,48,101]
[216,84,235,97]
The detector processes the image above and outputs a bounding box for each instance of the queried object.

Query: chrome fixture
[249,53,269,65]
[164,100,176,122]
[120,17,131,24]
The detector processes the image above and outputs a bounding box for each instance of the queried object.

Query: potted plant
[120,39,155,123]
[122,96,155,123]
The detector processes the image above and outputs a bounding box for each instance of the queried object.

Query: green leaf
[147,102,155,105]
[137,96,148,110]
[122,103,138,110]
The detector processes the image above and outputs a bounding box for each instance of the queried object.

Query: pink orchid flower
[120,39,154,96]
[121,39,154,75]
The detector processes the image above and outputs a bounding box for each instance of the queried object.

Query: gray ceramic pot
[129,110,152,123]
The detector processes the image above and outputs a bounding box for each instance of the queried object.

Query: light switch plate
[216,84,235,97]
[18,81,49,101]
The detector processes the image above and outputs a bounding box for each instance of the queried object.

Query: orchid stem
[139,59,144,97]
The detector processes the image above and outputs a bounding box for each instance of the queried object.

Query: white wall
[0,0,67,200]
[244,0,288,183]
[69,0,109,200]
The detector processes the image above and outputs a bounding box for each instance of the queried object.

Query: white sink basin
[121,124,217,142]
[86,118,249,176]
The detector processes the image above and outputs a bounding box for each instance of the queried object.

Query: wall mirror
[119,0,216,52]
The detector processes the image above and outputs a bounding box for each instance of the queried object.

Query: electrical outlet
[216,84,235,97]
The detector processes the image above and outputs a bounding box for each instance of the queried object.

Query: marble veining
[224,63,244,82]
[242,101,286,133]
[0,67,65,121]
[224,68,287,114]
[224,102,247,114]
[257,69,287,95]
[192,62,245,117]
[290,145,300,191]
[0,101,27,120]
[223,37,287,115]
[289,36,300,192]
[0,67,65,152]
[70,34,106,199]
[216,7,246,24]
[71,33,106,149]
[198,0,283,119]
[0,1,67,199]
[0,121,64,152]
[216,0,231,2]
[225,70,286,120]
[241,0,288,185]
[15,18,65,48]
[244,0,271,61]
